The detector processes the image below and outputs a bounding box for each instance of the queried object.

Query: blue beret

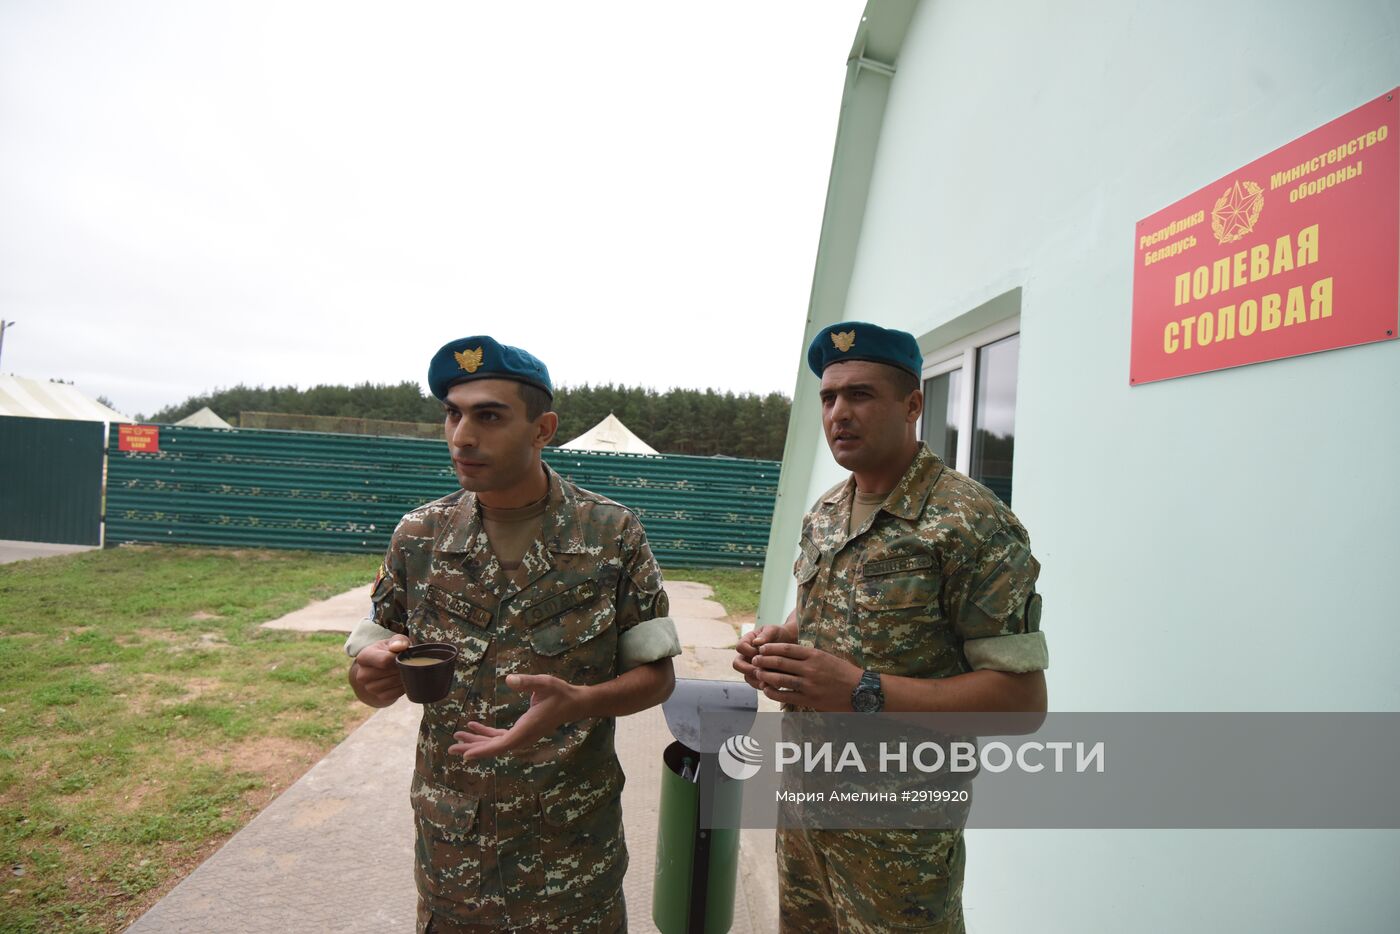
[807,322,922,379]
[427,336,553,401]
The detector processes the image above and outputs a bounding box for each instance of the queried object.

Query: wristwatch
[851,670,884,713]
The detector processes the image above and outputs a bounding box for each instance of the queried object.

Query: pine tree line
[552,384,790,460]
[147,383,437,426]
[146,382,791,460]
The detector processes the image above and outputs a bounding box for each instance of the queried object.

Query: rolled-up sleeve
[613,514,680,672]
[344,616,396,658]
[946,527,1048,673]
[345,525,411,657]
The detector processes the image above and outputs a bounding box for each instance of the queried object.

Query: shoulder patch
[370,567,395,603]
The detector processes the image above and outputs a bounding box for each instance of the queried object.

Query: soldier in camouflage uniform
[346,336,680,933]
[734,322,1048,933]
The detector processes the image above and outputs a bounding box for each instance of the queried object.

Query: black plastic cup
[395,642,459,704]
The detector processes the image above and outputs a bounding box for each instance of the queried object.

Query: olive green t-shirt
[848,488,888,537]
[482,495,548,585]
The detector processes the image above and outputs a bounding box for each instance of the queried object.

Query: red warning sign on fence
[118,425,160,452]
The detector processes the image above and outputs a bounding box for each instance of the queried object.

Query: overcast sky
[0,0,865,417]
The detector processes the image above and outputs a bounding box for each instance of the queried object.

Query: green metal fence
[0,416,105,546]
[105,424,778,567]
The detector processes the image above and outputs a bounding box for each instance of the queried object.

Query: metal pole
[0,320,14,369]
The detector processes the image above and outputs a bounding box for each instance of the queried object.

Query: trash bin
[653,679,758,934]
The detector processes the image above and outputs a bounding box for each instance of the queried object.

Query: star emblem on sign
[1210,180,1264,244]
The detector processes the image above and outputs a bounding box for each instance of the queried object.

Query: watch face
[852,689,881,713]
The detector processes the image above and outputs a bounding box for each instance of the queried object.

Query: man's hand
[733,609,799,691]
[348,634,410,708]
[733,625,790,690]
[751,642,863,712]
[448,673,586,760]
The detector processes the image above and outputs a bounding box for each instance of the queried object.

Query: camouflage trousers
[419,889,625,933]
[412,779,628,932]
[777,828,965,933]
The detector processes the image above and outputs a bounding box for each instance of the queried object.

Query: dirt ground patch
[111,779,160,814]
[156,676,224,706]
[207,734,329,809]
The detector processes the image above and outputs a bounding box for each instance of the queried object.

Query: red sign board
[1131,89,1398,385]
[118,425,160,453]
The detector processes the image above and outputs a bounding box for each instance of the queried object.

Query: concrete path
[0,539,99,565]
[127,580,777,933]
[258,586,370,635]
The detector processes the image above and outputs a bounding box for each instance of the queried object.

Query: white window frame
[919,316,1021,473]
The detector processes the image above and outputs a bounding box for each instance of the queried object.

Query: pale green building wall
[763,0,1400,929]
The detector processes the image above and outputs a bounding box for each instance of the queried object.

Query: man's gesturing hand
[752,642,863,712]
[448,673,585,760]
[348,635,410,707]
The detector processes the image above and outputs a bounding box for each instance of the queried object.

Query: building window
[920,362,963,465]
[920,319,1020,505]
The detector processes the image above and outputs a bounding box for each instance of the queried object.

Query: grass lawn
[0,546,764,934]
[0,545,379,934]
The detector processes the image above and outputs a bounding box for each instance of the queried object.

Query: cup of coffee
[395,642,459,704]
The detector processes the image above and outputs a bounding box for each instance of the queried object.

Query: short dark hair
[887,367,919,399]
[516,382,554,420]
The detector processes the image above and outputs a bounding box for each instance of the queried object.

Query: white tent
[559,413,658,455]
[0,375,131,422]
[174,406,233,429]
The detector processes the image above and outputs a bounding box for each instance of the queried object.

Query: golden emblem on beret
[454,347,484,373]
[1210,179,1263,245]
[831,330,856,352]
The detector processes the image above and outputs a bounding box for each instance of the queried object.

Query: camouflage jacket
[795,443,1047,680]
[370,465,670,926]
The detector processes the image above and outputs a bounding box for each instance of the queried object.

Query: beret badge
[831,330,856,352]
[454,347,484,373]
